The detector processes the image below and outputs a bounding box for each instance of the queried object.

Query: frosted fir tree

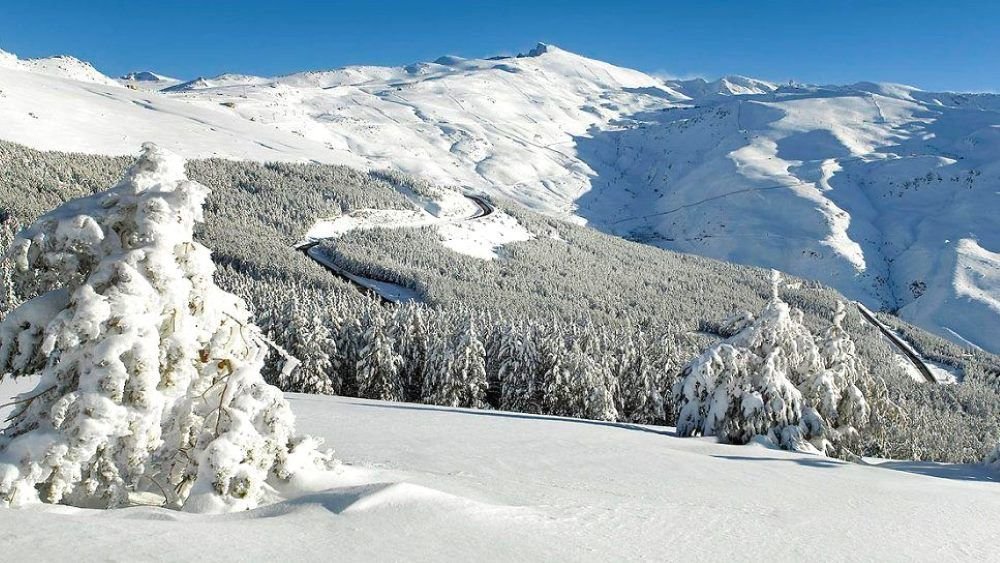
[573,345,619,422]
[985,443,1000,472]
[394,305,429,402]
[541,338,618,421]
[800,302,870,454]
[421,334,459,406]
[0,215,20,321]
[614,332,665,424]
[356,311,404,402]
[278,297,337,395]
[421,322,488,409]
[497,322,540,413]
[0,144,333,512]
[449,321,489,409]
[674,271,817,447]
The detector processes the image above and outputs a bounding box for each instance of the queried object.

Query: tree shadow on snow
[713,454,999,483]
[712,454,845,470]
[348,400,677,437]
[862,460,999,484]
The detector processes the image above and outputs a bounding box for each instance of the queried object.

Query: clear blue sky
[1,0,996,92]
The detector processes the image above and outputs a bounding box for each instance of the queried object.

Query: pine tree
[395,305,429,403]
[614,331,665,424]
[335,316,364,397]
[497,321,540,413]
[356,311,404,401]
[985,442,1000,472]
[279,297,337,395]
[674,272,816,447]
[0,214,20,321]
[0,144,332,512]
[450,320,488,409]
[800,302,871,454]
[540,335,618,421]
[422,333,459,406]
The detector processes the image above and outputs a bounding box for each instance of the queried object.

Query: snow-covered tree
[0,144,332,512]
[450,321,488,409]
[0,214,20,321]
[421,321,487,409]
[540,337,618,422]
[614,331,665,424]
[394,305,429,402]
[497,322,540,413]
[674,272,818,447]
[356,311,404,401]
[800,302,871,454]
[985,442,1000,472]
[277,296,337,395]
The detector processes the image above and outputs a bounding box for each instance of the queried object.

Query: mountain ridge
[0,44,996,352]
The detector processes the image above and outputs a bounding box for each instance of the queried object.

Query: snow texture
[0,376,996,561]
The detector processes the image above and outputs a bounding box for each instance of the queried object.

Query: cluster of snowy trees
[675,275,882,456]
[254,293,693,425]
[3,140,1000,465]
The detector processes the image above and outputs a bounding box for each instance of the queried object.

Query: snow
[118,71,183,91]
[0,44,998,351]
[0,374,997,560]
[300,186,532,261]
[436,209,534,259]
[0,58,366,166]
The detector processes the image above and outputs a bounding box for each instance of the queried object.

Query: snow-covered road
[296,192,526,302]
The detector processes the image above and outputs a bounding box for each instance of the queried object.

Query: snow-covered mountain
[118,70,182,91]
[0,44,997,352]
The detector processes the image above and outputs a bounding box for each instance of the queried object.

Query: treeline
[254,290,699,425]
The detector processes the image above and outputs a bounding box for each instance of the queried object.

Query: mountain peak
[525,43,552,57]
[120,71,175,82]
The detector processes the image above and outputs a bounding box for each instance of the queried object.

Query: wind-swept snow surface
[0,44,998,350]
[0,382,996,561]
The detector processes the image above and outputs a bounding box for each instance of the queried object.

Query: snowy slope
[0,375,996,561]
[0,44,997,351]
[0,49,365,166]
[580,84,1000,353]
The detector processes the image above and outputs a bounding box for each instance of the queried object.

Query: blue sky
[0,0,996,91]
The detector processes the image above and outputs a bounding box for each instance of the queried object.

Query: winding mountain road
[296,193,494,303]
[854,302,938,384]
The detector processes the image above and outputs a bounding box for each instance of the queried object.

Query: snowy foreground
[1,381,996,561]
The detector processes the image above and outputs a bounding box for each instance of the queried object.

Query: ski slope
[0,45,997,352]
[0,375,996,561]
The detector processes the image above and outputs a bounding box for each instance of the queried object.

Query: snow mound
[164,74,269,92]
[666,75,780,97]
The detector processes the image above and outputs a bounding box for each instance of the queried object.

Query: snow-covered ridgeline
[0,44,997,352]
